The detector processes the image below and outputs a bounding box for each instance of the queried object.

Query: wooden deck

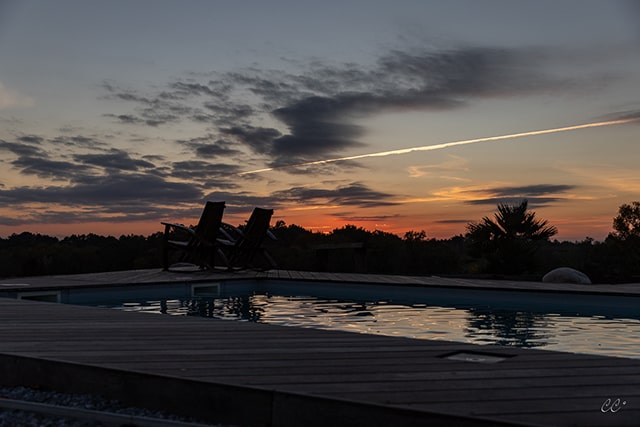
[0,269,639,426]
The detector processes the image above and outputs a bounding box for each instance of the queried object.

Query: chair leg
[162,225,170,270]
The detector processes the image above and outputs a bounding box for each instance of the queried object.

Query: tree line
[1,200,639,283]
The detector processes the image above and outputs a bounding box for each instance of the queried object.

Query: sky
[1,0,640,241]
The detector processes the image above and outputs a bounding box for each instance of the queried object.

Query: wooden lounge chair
[220,207,277,271]
[161,201,228,271]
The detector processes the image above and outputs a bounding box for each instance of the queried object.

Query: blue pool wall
[32,278,640,320]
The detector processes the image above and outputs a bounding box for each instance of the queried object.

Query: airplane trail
[238,117,640,175]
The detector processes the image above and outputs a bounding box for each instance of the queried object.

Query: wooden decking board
[11,352,639,382]
[400,397,640,418]
[0,270,639,426]
[275,379,640,399]
[324,385,640,405]
[189,368,640,387]
[500,413,639,427]
[126,364,640,381]
[414,398,638,417]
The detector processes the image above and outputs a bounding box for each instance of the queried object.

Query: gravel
[0,386,228,427]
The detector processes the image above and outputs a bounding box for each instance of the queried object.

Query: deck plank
[0,269,639,426]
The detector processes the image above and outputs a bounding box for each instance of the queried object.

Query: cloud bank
[1,44,604,228]
[102,46,574,169]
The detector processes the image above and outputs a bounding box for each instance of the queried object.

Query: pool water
[96,290,640,359]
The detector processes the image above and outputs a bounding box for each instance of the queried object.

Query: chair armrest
[161,222,196,236]
[221,222,244,238]
[218,224,235,241]
[216,237,235,246]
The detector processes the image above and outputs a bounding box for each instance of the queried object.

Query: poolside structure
[162,201,228,271]
[220,207,278,271]
[0,269,639,426]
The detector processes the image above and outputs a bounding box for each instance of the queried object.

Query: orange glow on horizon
[0,207,615,242]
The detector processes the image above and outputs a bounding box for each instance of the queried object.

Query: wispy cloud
[463,184,577,206]
[101,45,581,171]
[407,155,470,178]
[271,182,399,208]
[73,149,156,171]
[2,42,623,228]
[0,172,202,208]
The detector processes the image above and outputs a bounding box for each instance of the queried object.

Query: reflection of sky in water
[106,294,640,359]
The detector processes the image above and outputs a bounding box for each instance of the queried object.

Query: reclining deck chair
[161,201,228,271]
[220,207,277,271]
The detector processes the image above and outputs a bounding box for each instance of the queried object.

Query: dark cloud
[175,135,243,158]
[1,139,94,180]
[0,172,202,206]
[2,135,162,181]
[435,219,473,224]
[221,126,282,154]
[104,113,146,125]
[270,159,366,176]
[169,81,219,98]
[203,102,254,126]
[170,160,242,181]
[268,96,367,164]
[11,156,93,180]
[465,184,576,207]
[257,47,566,166]
[102,45,578,172]
[101,82,189,126]
[73,149,156,171]
[604,109,640,121]
[18,135,44,144]
[101,82,152,104]
[0,139,42,157]
[50,135,107,149]
[272,182,399,208]
[1,128,247,226]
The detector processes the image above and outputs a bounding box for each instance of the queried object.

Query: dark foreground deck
[0,269,639,426]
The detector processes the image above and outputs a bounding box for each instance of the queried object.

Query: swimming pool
[57,279,640,360]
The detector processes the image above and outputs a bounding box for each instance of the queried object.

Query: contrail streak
[238,117,639,175]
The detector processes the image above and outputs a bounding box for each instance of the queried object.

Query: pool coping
[1,268,639,298]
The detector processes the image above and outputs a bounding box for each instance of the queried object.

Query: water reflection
[465,308,552,348]
[104,293,640,359]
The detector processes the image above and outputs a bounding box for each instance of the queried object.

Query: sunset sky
[1,0,639,241]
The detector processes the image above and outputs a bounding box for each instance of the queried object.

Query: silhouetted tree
[4,208,640,282]
[604,201,640,281]
[465,200,557,274]
[266,221,318,271]
[611,201,640,240]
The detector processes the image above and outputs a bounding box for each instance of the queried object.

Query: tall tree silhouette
[466,200,557,274]
[605,201,640,280]
[611,201,640,240]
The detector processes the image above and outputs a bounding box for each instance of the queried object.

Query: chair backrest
[228,207,274,269]
[195,201,226,241]
[241,208,274,245]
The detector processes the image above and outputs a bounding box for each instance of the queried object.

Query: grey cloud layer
[103,46,574,168]
[2,129,397,224]
[3,44,589,227]
[465,184,577,206]
[272,183,399,208]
